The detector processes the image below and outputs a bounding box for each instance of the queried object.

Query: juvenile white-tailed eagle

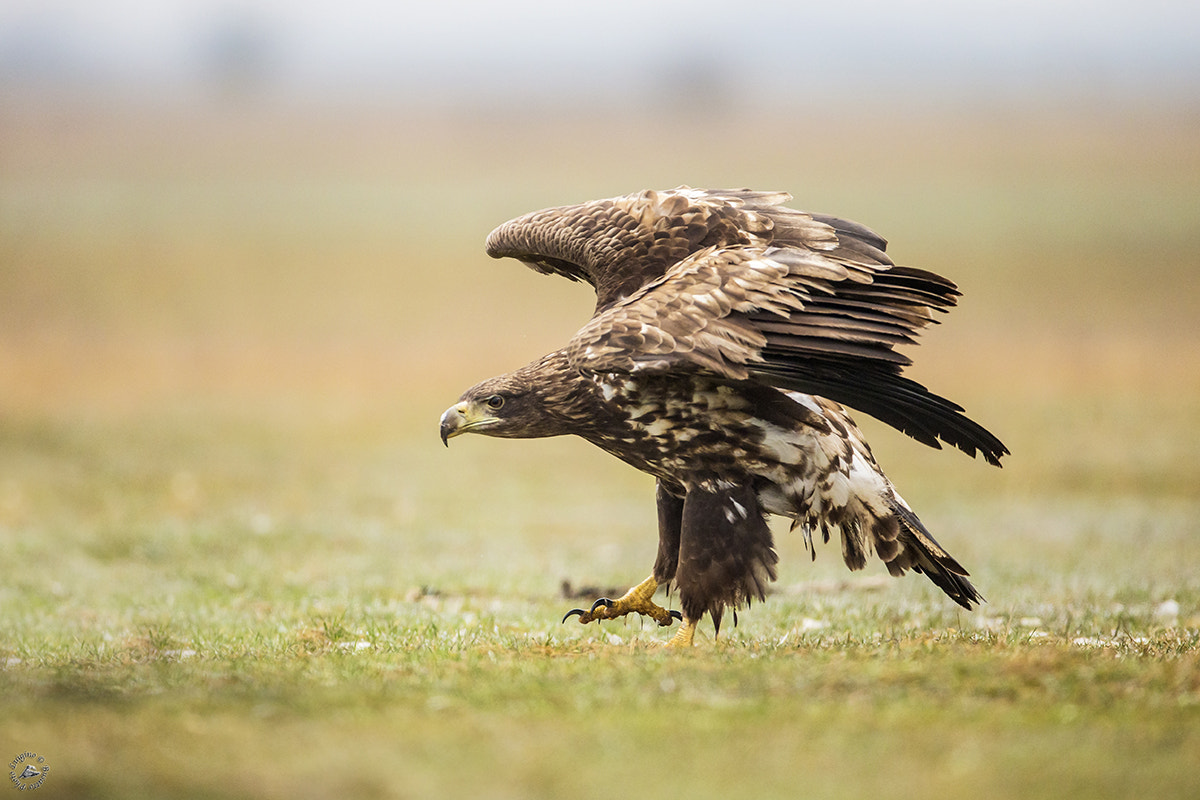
[440,187,1006,647]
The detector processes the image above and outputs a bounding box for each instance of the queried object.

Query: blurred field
[1,100,1199,799]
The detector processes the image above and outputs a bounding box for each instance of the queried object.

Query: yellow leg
[562,575,680,627]
[664,617,697,648]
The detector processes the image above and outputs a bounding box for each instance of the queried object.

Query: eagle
[439,187,1007,647]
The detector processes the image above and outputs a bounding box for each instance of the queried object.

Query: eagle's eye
[484,394,505,410]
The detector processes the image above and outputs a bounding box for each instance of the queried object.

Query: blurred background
[3,4,1200,793]
[1,0,1198,590]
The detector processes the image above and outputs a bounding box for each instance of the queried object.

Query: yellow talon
[665,618,697,648]
[562,575,679,627]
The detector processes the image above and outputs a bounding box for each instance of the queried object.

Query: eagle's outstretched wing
[486,187,847,310]
[486,187,1008,465]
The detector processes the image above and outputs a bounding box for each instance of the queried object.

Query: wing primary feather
[488,188,1007,465]
[752,356,1008,466]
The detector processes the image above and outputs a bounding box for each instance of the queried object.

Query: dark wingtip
[966,436,1010,468]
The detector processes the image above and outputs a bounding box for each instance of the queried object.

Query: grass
[1,100,1199,798]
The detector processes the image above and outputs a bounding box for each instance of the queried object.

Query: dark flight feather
[449,187,1004,642]
[488,187,1007,466]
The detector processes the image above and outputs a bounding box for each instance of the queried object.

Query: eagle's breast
[584,372,809,487]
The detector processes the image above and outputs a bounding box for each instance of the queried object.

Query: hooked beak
[439,400,497,446]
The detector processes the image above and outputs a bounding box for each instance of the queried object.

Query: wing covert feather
[487,187,1007,464]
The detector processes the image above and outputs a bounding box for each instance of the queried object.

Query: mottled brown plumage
[441,187,1006,646]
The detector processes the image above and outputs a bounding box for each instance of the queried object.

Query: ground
[1,102,1198,799]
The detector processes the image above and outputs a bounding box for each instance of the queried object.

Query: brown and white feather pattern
[490,186,1007,465]
[445,188,1003,638]
[579,370,979,609]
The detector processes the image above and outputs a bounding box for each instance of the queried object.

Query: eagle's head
[439,351,594,445]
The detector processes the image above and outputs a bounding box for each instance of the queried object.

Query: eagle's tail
[813,496,982,611]
[880,499,982,610]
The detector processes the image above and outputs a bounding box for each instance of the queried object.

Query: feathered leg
[652,480,684,585]
[672,481,778,646]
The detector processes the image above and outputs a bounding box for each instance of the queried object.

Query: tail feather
[884,500,983,610]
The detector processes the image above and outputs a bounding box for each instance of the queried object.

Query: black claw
[588,598,614,614]
[670,610,683,621]
[562,608,586,623]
